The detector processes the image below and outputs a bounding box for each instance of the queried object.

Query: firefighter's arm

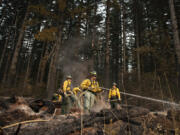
[117,88,121,100]
[63,80,68,93]
[96,82,102,92]
[108,89,112,99]
[73,87,81,95]
[80,79,91,90]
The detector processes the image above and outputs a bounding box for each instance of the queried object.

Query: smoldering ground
[57,38,94,86]
[90,95,111,112]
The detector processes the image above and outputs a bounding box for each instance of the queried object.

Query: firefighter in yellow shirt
[80,71,102,114]
[61,75,81,114]
[108,82,121,109]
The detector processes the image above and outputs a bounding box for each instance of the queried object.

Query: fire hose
[99,87,180,107]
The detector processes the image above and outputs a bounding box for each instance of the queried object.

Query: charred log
[3,106,150,135]
[1,97,180,135]
[0,110,38,127]
[29,99,55,114]
[58,106,149,135]
[167,109,180,121]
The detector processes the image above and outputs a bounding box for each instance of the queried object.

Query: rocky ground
[0,96,180,135]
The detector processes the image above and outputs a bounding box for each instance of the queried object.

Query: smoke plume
[57,38,93,86]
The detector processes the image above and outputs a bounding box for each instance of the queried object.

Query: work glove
[118,98,121,102]
[96,88,102,93]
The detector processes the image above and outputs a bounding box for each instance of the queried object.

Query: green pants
[61,96,71,114]
[61,94,82,114]
[70,94,82,110]
[83,91,96,113]
[110,97,119,109]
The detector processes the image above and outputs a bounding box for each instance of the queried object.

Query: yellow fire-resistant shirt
[108,87,121,99]
[72,87,81,95]
[63,80,71,93]
[80,79,101,93]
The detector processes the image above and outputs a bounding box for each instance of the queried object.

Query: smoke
[57,38,93,86]
[90,96,111,112]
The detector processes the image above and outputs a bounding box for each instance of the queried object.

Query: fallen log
[3,105,150,135]
[29,99,56,114]
[0,109,38,127]
[58,106,149,135]
[167,109,180,121]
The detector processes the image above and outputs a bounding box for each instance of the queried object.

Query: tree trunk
[23,42,32,91]
[122,0,126,74]
[36,42,47,83]
[0,33,9,69]
[0,11,18,84]
[134,0,141,85]
[105,0,110,65]
[120,0,126,90]
[39,45,49,84]
[85,0,90,37]
[7,8,28,85]
[105,0,110,87]
[46,29,62,99]
[169,0,180,69]
[2,53,11,85]
[91,1,97,69]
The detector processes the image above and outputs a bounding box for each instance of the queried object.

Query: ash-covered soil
[0,96,180,135]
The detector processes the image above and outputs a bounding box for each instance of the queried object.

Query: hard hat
[66,75,72,79]
[90,71,97,76]
[113,82,117,86]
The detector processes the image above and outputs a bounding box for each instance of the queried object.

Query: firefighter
[52,92,62,103]
[80,71,102,114]
[108,82,121,109]
[61,75,81,114]
[61,75,73,114]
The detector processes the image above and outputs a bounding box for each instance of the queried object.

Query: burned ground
[0,96,180,135]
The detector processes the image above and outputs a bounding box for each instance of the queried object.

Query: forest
[1,0,180,134]
[0,0,180,105]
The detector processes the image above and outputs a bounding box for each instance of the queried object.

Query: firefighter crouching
[61,75,81,114]
[52,91,62,103]
[80,71,102,114]
[108,82,121,109]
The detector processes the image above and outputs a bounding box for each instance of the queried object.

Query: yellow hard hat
[90,71,97,76]
[66,75,72,79]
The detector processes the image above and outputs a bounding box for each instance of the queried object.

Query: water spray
[99,87,180,108]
